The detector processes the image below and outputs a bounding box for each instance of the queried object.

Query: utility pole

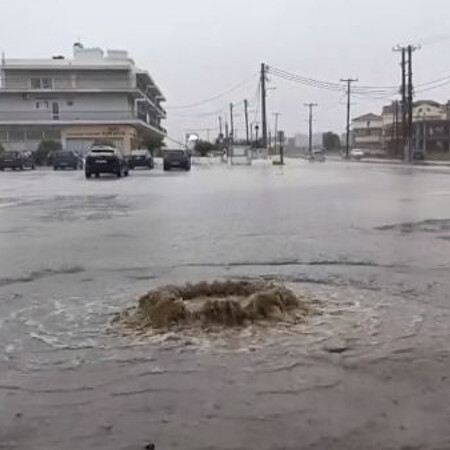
[272,112,280,153]
[407,44,417,162]
[229,102,234,144]
[394,101,399,156]
[260,63,268,148]
[225,120,229,157]
[218,116,223,137]
[422,114,427,154]
[341,78,358,159]
[244,99,249,145]
[394,44,418,162]
[305,103,318,155]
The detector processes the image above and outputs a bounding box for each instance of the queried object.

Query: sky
[1,0,450,142]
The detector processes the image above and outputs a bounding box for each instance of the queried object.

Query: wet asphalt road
[1,159,450,450]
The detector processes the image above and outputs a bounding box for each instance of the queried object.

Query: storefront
[62,124,140,155]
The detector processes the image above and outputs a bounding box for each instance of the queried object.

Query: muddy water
[1,160,450,449]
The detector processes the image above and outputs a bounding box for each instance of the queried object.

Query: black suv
[85,146,129,179]
[0,151,35,171]
[53,151,82,170]
[163,149,191,171]
[128,149,154,170]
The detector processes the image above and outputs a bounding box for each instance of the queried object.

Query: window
[42,78,52,89]
[31,78,41,89]
[27,129,44,141]
[44,129,61,140]
[67,100,74,106]
[9,130,25,141]
[52,102,60,120]
[30,77,53,89]
[36,102,40,109]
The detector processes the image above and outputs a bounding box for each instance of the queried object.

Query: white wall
[0,92,130,121]
[353,118,383,130]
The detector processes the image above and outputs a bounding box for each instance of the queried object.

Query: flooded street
[1,159,450,450]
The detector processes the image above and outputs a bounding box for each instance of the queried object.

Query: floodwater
[1,159,450,450]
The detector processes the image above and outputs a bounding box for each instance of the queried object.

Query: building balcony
[0,110,166,134]
[353,135,383,144]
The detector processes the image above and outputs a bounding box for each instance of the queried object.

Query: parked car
[413,150,425,161]
[163,149,191,171]
[308,150,326,162]
[350,148,365,160]
[53,150,82,170]
[128,149,154,170]
[0,151,35,171]
[84,146,129,179]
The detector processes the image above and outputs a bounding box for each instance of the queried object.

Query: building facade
[351,113,384,151]
[356,100,450,156]
[0,43,166,154]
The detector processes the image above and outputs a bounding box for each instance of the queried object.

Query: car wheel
[19,165,24,171]
[53,166,58,171]
[95,173,100,178]
[163,164,170,171]
[85,172,91,179]
[125,170,129,177]
[117,169,122,178]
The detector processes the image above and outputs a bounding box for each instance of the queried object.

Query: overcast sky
[1,0,450,141]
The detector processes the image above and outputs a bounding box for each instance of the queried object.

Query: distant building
[0,43,166,153]
[383,100,450,155]
[351,113,384,151]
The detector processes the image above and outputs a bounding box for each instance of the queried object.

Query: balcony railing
[0,110,166,132]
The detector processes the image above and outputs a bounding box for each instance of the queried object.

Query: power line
[268,66,398,96]
[166,73,257,110]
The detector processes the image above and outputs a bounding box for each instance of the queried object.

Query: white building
[351,113,384,151]
[0,43,166,153]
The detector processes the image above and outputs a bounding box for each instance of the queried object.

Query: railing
[0,110,167,122]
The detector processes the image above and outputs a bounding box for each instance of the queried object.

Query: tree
[322,132,341,151]
[35,139,62,166]
[194,140,216,157]
[141,131,165,155]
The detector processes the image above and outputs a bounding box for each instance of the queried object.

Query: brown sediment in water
[117,280,313,332]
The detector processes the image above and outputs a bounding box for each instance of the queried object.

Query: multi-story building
[0,43,166,153]
[383,100,450,155]
[351,113,384,151]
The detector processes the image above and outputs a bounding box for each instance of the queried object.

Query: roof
[1,44,165,100]
[2,58,132,71]
[353,113,382,122]
[413,100,442,108]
